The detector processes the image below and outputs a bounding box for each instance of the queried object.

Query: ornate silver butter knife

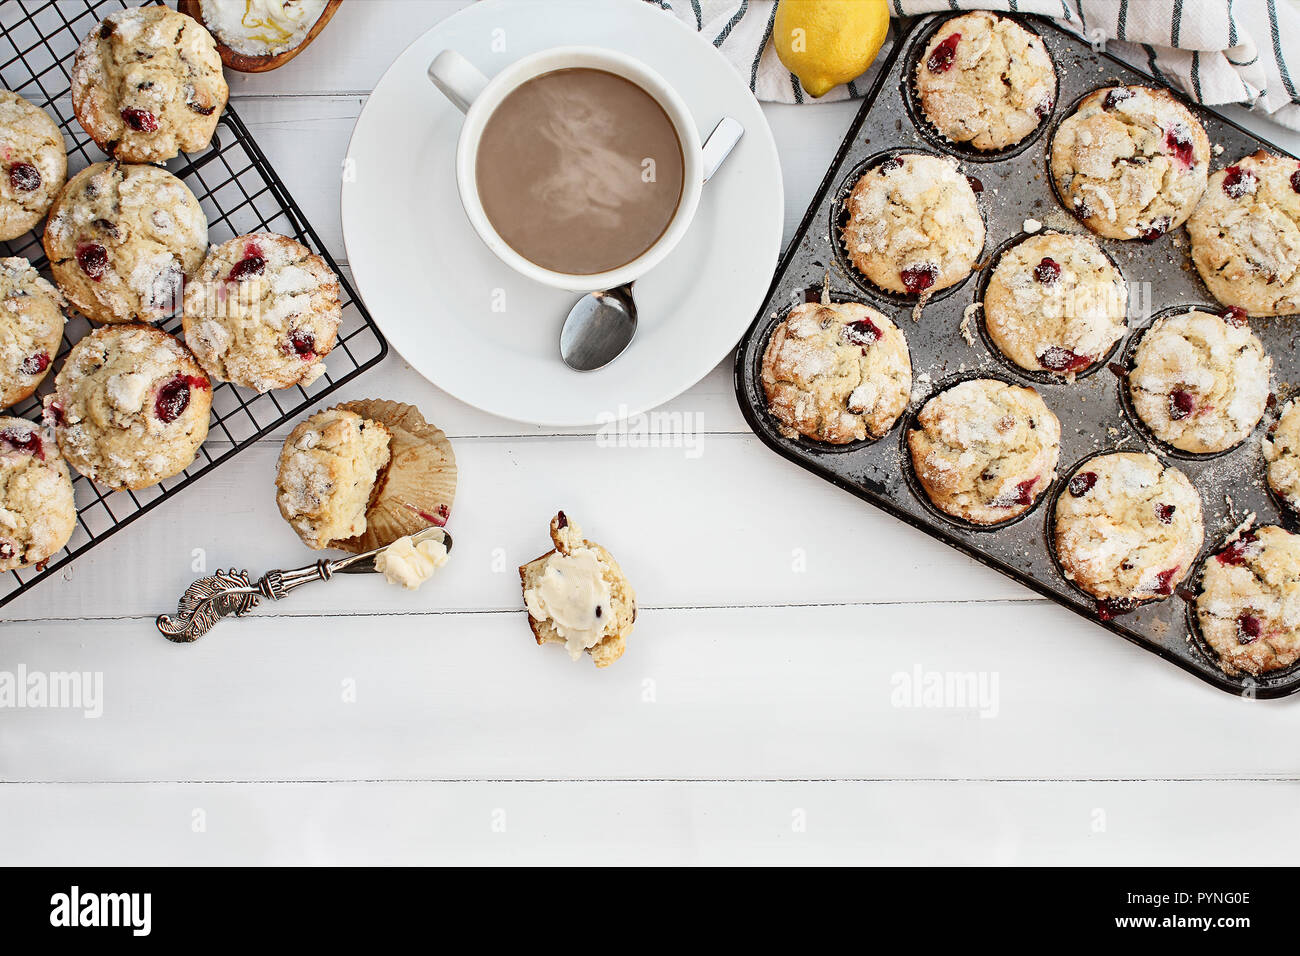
[156,527,453,642]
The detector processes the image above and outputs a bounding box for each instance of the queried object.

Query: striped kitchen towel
[649,0,1300,130]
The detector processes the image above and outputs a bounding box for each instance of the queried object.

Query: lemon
[773,0,891,98]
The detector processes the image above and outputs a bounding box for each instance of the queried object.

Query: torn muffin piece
[519,511,636,668]
[274,407,391,549]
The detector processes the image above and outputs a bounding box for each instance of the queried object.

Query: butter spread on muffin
[520,511,636,667]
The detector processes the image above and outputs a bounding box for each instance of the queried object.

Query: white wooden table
[3,0,1299,866]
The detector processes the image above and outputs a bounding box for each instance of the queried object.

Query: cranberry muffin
[907,378,1061,525]
[1264,400,1300,514]
[520,511,636,668]
[275,407,391,550]
[761,300,911,443]
[983,231,1127,378]
[1128,308,1270,454]
[1187,150,1300,317]
[1197,526,1300,676]
[841,153,984,297]
[183,233,342,392]
[0,416,75,572]
[914,12,1055,151]
[71,5,227,163]
[1050,85,1209,240]
[0,90,67,242]
[44,324,211,490]
[1054,452,1203,608]
[44,162,207,325]
[0,257,65,409]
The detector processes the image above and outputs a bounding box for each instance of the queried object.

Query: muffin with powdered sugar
[0,257,66,409]
[983,231,1126,378]
[761,300,911,444]
[183,232,341,392]
[44,324,211,490]
[1050,85,1208,241]
[1054,452,1203,610]
[913,12,1055,152]
[71,5,227,164]
[1187,150,1300,317]
[0,416,75,572]
[1127,308,1270,455]
[907,378,1061,525]
[0,90,67,242]
[44,162,207,325]
[841,153,984,297]
[1197,526,1300,676]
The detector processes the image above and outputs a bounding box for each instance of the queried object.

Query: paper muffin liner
[333,399,457,553]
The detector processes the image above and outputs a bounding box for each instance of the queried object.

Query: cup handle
[428,50,489,114]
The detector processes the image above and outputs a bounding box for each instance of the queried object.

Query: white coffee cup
[427,45,703,293]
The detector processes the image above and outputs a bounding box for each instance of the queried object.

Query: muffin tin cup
[901,11,1060,164]
[829,147,987,310]
[1042,447,1205,613]
[972,230,1129,385]
[764,292,911,456]
[1117,303,1270,462]
[1181,532,1300,688]
[899,370,1058,534]
[734,13,1300,698]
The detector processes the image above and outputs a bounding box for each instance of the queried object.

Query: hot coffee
[474,67,685,276]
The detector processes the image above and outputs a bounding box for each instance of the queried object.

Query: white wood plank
[2,433,1030,622]
[0,779,1292,865]
[2,603,1295,783]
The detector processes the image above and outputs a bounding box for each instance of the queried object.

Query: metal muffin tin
[733,13,1300,698]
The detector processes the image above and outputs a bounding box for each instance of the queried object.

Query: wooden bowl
[177,0,343,73]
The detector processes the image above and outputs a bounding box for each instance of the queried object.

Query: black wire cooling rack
[0,0,387,611]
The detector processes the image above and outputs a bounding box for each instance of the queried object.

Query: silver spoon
[560,117,745,372]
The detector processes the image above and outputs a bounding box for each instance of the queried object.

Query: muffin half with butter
[520,511,636,668]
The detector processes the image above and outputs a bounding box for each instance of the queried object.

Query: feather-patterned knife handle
[155,561,332,642]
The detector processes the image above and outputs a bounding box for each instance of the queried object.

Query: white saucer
[340,0,783,427]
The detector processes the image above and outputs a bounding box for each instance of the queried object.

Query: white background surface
[2,0,1299,866]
